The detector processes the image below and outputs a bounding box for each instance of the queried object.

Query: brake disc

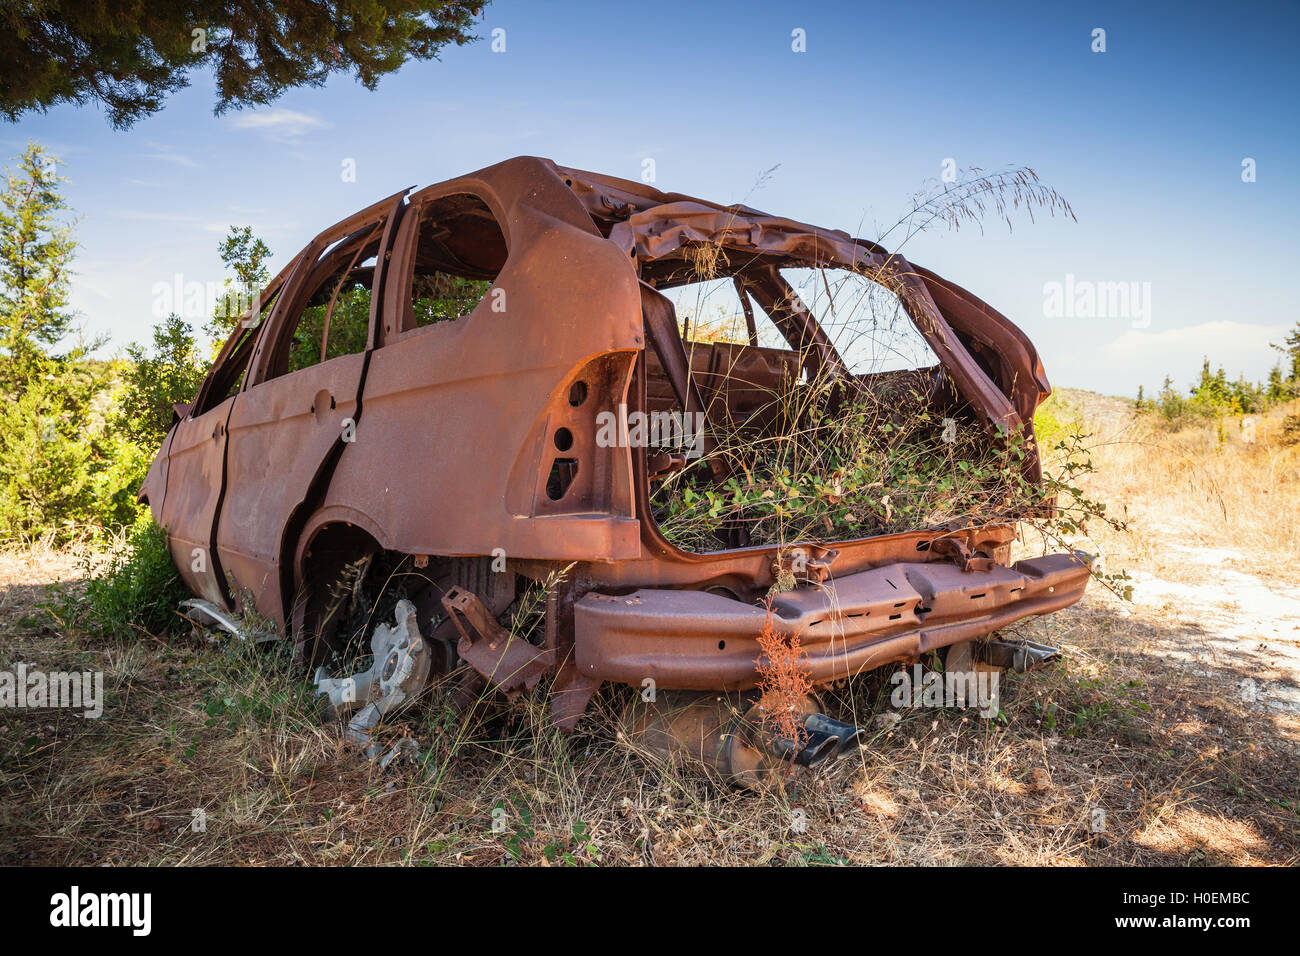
[313,599,432,754]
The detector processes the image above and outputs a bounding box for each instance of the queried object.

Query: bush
[78,517,189,638]
[653,379,1100,552]
[1282,414,1300,447]
[114,313,205,448]
[87,427,151,531]
[0,361,105,543]
[1033,394,1080,448]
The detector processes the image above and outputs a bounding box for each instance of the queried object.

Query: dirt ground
[1,395,1297,866]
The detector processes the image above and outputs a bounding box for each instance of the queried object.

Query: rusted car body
[142,156,1089,746]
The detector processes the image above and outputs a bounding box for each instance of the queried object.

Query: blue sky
[6,0,1298,398]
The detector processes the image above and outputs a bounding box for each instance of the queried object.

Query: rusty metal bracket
[931,536,995,573]
[441,585,555,694]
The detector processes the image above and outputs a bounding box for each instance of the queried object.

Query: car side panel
[157,400,235,607]
[215,351,367,624]
[310,162,643,562]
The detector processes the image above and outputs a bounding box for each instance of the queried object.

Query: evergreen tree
[1,2,487,129]
[0,143,79,391]
[1274,323,1300,385]
[0,143,107,540]
[1267,364,1288,403]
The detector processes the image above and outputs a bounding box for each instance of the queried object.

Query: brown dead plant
[754,596,813,749]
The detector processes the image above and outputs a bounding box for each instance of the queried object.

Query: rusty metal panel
[311,161,644,562]
[156,402,232,607]
[573,554,1091,689]
[216,351,368,623]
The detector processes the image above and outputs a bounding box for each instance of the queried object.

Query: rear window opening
[640,253,1036,554]
[401,193,507,333]
[781,267,937,375]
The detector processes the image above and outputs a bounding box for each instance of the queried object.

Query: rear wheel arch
[289,512,390,662]
[289,513,524,682]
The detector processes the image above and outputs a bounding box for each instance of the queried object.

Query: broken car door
[159,284,286,608]
[214,194,405,626]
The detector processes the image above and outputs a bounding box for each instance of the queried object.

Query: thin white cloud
[228,108,331,142]
[1107,320,1289,355]
[138,144,200,168]
[138,152,199,168]
[111,209,197,223]
[1104,320,1291,386]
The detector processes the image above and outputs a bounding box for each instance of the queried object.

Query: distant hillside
[1040,387,1136,441]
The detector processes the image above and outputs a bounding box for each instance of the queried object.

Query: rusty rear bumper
[574,552,1091,690]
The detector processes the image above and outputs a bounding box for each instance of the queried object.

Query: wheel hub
[313,599,432,754]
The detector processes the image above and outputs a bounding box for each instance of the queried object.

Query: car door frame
[158,261,301,608]
[213,190,409,626]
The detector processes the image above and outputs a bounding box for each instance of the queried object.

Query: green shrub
[1282,414,1300,446]
[114,313,205,449]
[87,427,151,532]
[79,517,189,638]
[1033,394,1080,448]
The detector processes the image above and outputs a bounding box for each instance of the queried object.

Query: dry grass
[1065,395,1300,567]
[2,396,1298,867]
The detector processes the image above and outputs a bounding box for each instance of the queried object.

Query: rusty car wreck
[142,157,1090,783]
